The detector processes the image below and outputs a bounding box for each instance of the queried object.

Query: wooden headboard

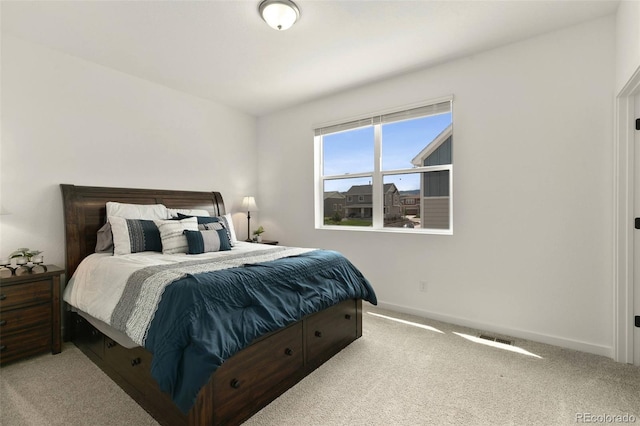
[60,184,226,279]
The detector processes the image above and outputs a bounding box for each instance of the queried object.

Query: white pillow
[106,202,169,220]
[167,208,210,218]
[220,213,238,245]
[154,217,198,254]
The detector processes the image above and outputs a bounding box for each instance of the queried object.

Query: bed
[60,184,376,426]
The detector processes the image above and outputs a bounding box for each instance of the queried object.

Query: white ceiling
[1,1,619,117]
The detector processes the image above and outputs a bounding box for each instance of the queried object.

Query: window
[315,97,453,233]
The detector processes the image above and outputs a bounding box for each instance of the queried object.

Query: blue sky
[323,113,451,192]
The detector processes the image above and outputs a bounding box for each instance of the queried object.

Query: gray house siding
[323,192,345,219]
[422,136,452,166]
[422,197,449,229]
[421,135,451,229]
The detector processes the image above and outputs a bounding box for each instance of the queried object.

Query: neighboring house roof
[346,184,398,195]
[323,191,345,200]
[411,124,453,167]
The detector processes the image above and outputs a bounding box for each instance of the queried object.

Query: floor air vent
[478,334,513,345]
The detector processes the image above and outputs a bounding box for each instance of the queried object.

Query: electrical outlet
[419,281,427,292]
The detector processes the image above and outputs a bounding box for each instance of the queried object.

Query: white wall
[0,35,258,270]
[258,17,616,356]
[616,0,640,93]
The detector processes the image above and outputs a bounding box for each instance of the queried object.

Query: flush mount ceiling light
[259,0,300,31]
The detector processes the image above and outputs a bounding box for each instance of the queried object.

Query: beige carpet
[1,306,639,425]
[0,342,159,426]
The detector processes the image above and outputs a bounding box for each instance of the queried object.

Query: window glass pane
[381,112,452,171]
[383,171,450,230]
[323,177,373,227]
[322,126,374,176]
[422,169,450,229]
[382,174,421,229]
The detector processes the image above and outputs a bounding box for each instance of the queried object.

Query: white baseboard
[374,301,614,359]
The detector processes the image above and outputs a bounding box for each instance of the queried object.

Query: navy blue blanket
[144,249,376,413]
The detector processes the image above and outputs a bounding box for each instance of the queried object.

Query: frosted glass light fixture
[259,0,300,31]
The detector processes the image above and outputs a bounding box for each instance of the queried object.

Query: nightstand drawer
[0,304,52,334]
[0,280,51,310]
[0,325,51,364]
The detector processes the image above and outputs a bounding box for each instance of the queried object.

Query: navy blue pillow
[177,213,218,225]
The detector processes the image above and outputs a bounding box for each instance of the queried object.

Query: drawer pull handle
[314,330,322,338]
[0,294,5,301]
[131,357,142,367]
[90,329,99,337]
[230,379,241,389]
[0,345,6,351]
[106,341,116,349]
[344,314,351,320]
[0,320,6,326]
[284,348,293,356]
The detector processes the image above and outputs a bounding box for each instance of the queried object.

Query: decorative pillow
[183,224,232,254]
[95,222,114,253]
[154,217,198,254]
[167,208,210,218]
[106,202,169,220]
[176,213,237,246]
[177,213,218,225]
[202,222,232,247]
[217,213,238,246]
[108,216,163,255]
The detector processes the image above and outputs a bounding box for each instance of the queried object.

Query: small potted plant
[252,226,265,243]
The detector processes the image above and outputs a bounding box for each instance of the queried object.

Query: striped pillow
[183,223,231,254]
[108,217,162,255]
[155,217,198,254]
[177,213,236,246]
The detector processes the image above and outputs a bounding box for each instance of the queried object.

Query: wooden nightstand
[0,265,63,365]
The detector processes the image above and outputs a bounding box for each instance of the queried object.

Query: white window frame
[314,96,453,235]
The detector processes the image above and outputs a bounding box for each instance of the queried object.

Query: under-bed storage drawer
[306,299,357,367]
[73,316,104,358]
[104,339,185,426]
[104,341,154,392]
[212,321,304,425]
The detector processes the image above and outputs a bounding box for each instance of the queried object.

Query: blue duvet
[143,249,376,413]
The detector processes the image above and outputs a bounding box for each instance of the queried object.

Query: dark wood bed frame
[60,184,363,426]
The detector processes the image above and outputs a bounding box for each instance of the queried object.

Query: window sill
[316,225,453,235]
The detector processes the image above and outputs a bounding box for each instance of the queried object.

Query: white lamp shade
[241,196,259,212]
[259,0,300,31]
